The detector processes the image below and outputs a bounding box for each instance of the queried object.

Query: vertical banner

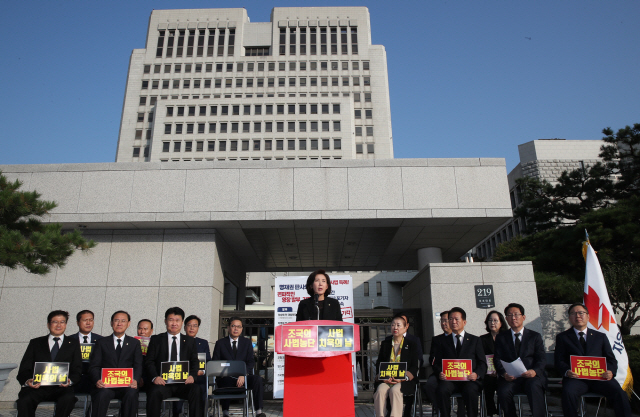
[274,275,355,399]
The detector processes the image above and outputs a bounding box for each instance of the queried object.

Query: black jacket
[144,332,200,381]
[17,335,83,386]
[375,336,420,395]
[554,328,617,377]
[494,328,546,384]
[296,296,343,321]
[89,334,144,385]
[431,332,487,379]
[212,336,255,375]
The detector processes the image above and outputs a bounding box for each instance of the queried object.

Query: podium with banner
[275,320,360,417]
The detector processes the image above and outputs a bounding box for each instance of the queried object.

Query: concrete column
[417,247,443,270]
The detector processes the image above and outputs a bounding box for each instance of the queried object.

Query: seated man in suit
[16,310,83,417]
[180,315,211,410]
[145,307,201,417]
[89,311,143,417]
[494,303,546,417]
[555,303,631,417]
[212,317,265,417]
[433,307,486,417]
[74,310,103,395]
[137,319,154,338]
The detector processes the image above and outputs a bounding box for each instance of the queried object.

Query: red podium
[275,320,361,417]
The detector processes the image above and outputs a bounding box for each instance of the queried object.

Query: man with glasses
[494,303,546,417]
[554,303,631,417]
[16,310,83,417]
[145,307,201,417]
[180,315,210,410]
[212,317,265,417]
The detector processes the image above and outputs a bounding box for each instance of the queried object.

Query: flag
[583,240,633,393]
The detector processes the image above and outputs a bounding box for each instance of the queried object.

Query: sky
[1,0,639,171]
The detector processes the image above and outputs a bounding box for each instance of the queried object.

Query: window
[230,141,238,151]
[364,92,371,102]
[311,104,318,114]
[363,282,369,296]
[322,139,330,150]
[154,64,161,74]
[289,78,296,87]
[311,139,318,150]
[311,121,318,132]
[255,105,262,115]
[198,123,205,134]
[139,96,147,105]
[253,140,261,151]
[364,77,370,86]
[257,78,264,87]
[209,123,216,133]
[342,77,349,86]
[334,139,341,150]
[288,104,296,115]
[196,141,204,152]
[355,109,361,119]
[278,78,285,87]
[236,79,243,88]
[199,106,206,116]
[246,78,254,87]
[356,144,363,154]
[166,107,174,117]
[288,140,295,150]
[288,122,295,132]
[365,109,372,119]
[225,79,232,88]
[231,122,238,133]
[353,76,360,86]
[333,104,341,114]
[183,79,190,88]
[268,78,275,87]
[220,123,227,133]
[254,122,261,132]
[135,129,143,139]
[232,105,240,115]
[245,47,270,56]
[193,79,201,88]
[206,63,213,72]
[185,64,192,73]
[299,121,307,132]
[186,123,194,134]
[242,140,249,151]
[366,126,374,136]
[243,122,250,133]
[265,122,273,132]
[165,124,172,134]
[188,106,196,116]
[367,143,375,154]
[310,77,317,86]
[265,140,272,150]
[299,139,307,150]
[151,80,159,90]
[322,104,329,114]
[177,106,185,116]
[277,122,284,132]
[333,121,341,131]
[321,78,328,86]
[268,62,275,71]
[162,142,170,152]
[277,105,284,115]
[174,142,181,152]
[276,140,284,150]
[266,105,273,115]
[376,281,382,296]
[354,93,360,102]
[143,65,151,74]
[322,121,329,132]
[219,141,227,151]
[137,112,145,122]
[142,80,149,89]
[210,105,217,115]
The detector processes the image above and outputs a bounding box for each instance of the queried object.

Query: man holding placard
[433,307,486,417]
[16,310,83,417]
[493,303,546,417]
[554,303,631,417]
[144,307,201,417]
[73,310,103,395]
[89,310,143,417]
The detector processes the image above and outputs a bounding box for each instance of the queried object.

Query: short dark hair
[306,269,332,297]
[504,303,525,316]
[568,303,589,315]
[392,313,409,326]
[137,319,153,329]
[48,310,69,323]
[448,307,466,320]
[484,310,508,333]
[76,310,94,322]
[185,315,201,326]
[228,316,243,327]
[165,307,185,320]
[440,310,450,318]
[111,310,131,322]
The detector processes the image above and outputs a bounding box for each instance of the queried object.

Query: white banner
[273,275,356,399]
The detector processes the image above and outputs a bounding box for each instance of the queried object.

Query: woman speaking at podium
[295,269,343,321]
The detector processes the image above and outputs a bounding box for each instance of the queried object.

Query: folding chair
[162,397,188,417]
[581,392,606,417]
[205,360,253,417]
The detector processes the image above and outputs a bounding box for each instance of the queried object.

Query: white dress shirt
[573,327,588,342]
[48,334,65,350]
[113,334,125,350]
[77,332,93,343]
[511,327,525,345]
[452,330,466,348]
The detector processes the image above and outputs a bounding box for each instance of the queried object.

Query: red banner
[570,356,607,380]
[442,359,472,381]
[101,368,133,388]
[281,325,318,352]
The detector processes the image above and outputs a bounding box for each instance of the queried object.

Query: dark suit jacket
[384,332,424,368]
[212,336,255,375]
[295,296,343,321]
[77,332,103,377]
[144,332,200,381]
[494,328,546,384]
[431,332,487,379]
[428,333,449,368]
[480,333,497,355]
[89,334,144,385]
[554,328,617,377]
[17,335,83,386]
[375,336,421,395]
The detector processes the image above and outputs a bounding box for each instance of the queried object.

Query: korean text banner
[101,368,133,388]
[273,275,355,399]
[134,336,150,356]
[378,362,407,380]
[80,343,94,363]
[442,359,472,381]
[33,362,69,386]
[161,361,190,383]
[570,355,607,380]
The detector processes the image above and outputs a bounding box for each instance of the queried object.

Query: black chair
[205,360,253,417]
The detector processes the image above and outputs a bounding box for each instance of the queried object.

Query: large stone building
[473,139,603,260]
[116,7,393,162]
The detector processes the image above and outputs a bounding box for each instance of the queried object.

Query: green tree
[603,262,640,335]
[0,171,95,274]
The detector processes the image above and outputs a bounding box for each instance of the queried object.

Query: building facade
[116,7,393,163]
[473,139,603,260]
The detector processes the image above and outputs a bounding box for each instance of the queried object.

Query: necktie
[171,336,178,361]
[51,337,60,361]
[83,335,88,344]
[116,339,122,360]
[232,340,238,359]
[515,333,521,356]
[579,332,587,353]
[455,334,462,357]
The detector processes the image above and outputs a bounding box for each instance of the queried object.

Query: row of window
[156,29,235,59]
[160,138,346,153]
[476,218,523,259]
[278,27,358,56]
[139,92,372,106]
[160,121,368,135]
[141,76,371,90]
[165,103,344,117]
[143,60,370,74]
[132,143,375,158]
[158,156,347,162]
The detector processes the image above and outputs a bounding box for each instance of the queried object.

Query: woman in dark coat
[480,310,508,416]
[295,269,343,321]
[374,314,420,417]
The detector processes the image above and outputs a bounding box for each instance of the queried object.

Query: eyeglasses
[488,319,500,324]
[186,324,199,328]
[570,311,588,317]
[50,321,67,325]
[112,319,128,324]
[230,325,243,329]
[506,314,522,318]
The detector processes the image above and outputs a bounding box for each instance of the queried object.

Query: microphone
[314,294,320,320]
